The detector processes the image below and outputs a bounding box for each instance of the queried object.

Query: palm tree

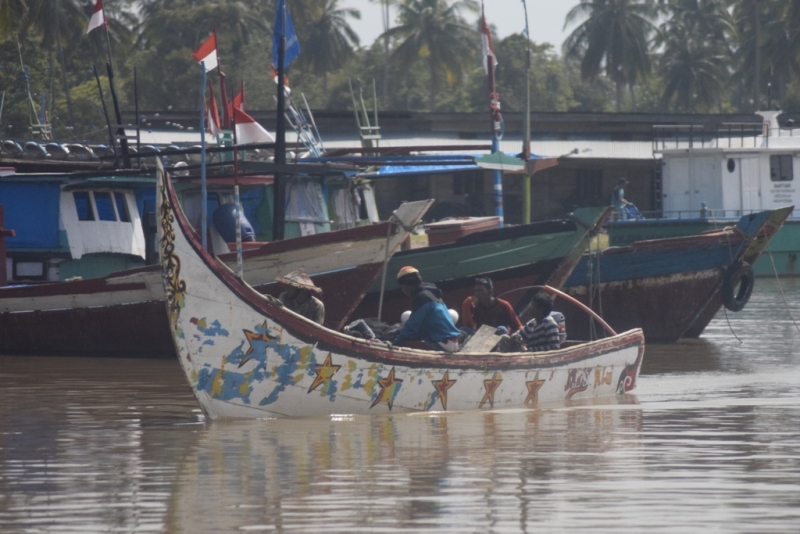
[0,0,28,41]
[729,0,786,111]
[563,0,658,111]
[369,0,399,104]
[18,0,89,129]
[381,0,478,110]
[656,0,733,111]
[293,0,360,93]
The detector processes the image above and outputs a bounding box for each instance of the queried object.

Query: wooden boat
[156,163,645,418]
[0,200,430,357]
[559,206,793,342]
[349,205,612,325]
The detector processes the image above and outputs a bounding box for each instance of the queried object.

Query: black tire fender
[722,262,755,312]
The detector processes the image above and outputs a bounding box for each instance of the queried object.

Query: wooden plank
[460,324,501,353]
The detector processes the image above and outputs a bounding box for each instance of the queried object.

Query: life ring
[722,262,754,312]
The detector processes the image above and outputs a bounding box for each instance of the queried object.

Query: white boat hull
[157,162,645,419]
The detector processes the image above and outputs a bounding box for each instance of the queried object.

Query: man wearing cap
[392,266,461,352]
[611,178,632,220]
[461,276,523,335]
[276,269,325,325]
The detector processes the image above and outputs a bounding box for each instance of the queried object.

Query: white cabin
[656,111,800,217]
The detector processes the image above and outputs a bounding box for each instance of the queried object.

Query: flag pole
[521,0,532,224]
[199,62,208,251]
[92,64,117,164]
[98,3,131,168]
[483,2,504,227]
[273,2,288,241]
[232,107,243,279]
[214,28,231,130]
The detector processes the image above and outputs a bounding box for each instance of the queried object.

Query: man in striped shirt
[494,293,562,352]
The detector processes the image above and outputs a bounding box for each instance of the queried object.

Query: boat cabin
[655,111,800,218]
[0,171,148,282]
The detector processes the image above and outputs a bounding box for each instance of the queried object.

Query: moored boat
[0,200,430,357]
[349,205,611,325]
[156,162,645,418]
[560,206,792,342]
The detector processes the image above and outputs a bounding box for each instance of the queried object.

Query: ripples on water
[0,279,799,533]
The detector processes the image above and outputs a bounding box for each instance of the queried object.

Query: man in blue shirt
[392,266,461,352]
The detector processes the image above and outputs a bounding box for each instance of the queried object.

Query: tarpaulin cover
[0,183,61,249]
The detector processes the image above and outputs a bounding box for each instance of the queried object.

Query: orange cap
[397,265,419,281]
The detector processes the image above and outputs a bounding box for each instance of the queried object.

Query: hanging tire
[722,262,755,312]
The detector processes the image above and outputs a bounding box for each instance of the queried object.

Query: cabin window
[727,159,736,173]
[15,261,44,279]
[73,191,95,221]
[114,193,131,222]
[94,192,116,221]
[770,155,793,181]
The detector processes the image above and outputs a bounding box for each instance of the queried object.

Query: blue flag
[273,0,300,69]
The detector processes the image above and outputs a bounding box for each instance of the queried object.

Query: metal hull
[157,165,645,419]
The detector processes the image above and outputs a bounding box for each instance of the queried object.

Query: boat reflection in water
[166,402,643,532]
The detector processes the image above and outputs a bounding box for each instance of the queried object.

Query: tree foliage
[6,0,800,139]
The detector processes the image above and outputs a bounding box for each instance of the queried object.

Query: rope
[721,306,743,344]
[765,236,800,334]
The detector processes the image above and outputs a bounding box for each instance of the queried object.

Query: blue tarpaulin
[0,183,61,249]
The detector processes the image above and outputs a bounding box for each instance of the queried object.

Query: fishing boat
[0,168,153,281]
[156,162,644,418]
[609,110,799,277]
[0,198,430,357]
[559,206,792,342]
[348,205,611,325]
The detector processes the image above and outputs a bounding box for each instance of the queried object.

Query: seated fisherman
[392,266,461,352]
[461,276,523,335]
[276,269,325,325]
[495,293,562,352]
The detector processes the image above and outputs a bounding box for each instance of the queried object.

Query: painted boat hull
[0,202,431,357]
[157,164,645,419]
[607,217,800,277]
[563,208,792,342]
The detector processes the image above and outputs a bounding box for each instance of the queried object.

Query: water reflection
[0,356,201,533]
[167,403,643,532]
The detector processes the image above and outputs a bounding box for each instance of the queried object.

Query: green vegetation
[2,0,800,140]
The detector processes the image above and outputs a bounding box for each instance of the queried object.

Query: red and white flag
[480,11,497,74]
[233,107,275,145]
[193,33,218,72]
[86,0,106,34]
[227,87,245,119]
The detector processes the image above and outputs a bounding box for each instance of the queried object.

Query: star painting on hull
[371,368,403,410]
[524,372,546,407]
[308,354,342,394]
[480,372,503,408]
[428,371,457,411]
[240,322,278,368]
